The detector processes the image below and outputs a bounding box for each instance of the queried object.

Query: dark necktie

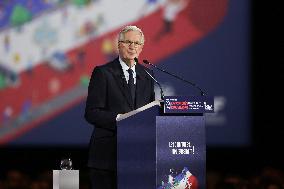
[127,68,135,104]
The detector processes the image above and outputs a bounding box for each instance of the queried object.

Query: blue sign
[156,116,206,189]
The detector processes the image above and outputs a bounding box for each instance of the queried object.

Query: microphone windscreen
[143,60,149,64]
[134,57,139,63]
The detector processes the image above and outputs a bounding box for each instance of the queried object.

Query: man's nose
[129,42,136,47]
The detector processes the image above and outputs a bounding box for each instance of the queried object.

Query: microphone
[143,59,206,96]
[144,69,165,100]
[134,58,165,100]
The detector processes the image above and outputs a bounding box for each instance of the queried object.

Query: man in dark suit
[84,25,155,189]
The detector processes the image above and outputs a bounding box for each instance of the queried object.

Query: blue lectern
[117,96,213,189]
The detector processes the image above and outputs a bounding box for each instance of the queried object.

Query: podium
[53,170,79,189]
[117,97,213,189]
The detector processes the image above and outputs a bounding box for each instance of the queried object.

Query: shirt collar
[119,57,136,72]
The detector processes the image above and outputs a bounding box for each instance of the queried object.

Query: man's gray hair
[118,25,145,44]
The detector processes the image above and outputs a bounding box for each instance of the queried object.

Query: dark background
[0,0,283,187]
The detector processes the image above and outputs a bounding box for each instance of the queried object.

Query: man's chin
[128,53,137,58]
[127,57,136,61]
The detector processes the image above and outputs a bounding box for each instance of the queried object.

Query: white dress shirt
[119,57,136,84]
[116,57,137,121]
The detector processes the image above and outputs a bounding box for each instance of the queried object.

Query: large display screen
[0,0,251,147]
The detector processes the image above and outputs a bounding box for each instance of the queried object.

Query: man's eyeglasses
[119,40,143,47]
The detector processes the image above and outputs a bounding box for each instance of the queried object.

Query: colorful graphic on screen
[0,0,250,147]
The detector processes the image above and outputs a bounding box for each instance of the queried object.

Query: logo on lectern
[204,102,213,111]
[157,167,199,189]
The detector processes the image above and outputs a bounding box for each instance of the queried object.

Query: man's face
[118,30,143,65]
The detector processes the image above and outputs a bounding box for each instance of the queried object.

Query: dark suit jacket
[84,57,155,170]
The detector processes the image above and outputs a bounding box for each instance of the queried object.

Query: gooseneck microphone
[134,58,165,100]
[144,69,165,100]
[142,59,206,96]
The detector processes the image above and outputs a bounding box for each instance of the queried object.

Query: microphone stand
[134,57,165,100]
[144,69,165,100]
[143,60,206,96]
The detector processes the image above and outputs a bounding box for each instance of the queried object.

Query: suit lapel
[109,58,134,109]
[135,64,148,108]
